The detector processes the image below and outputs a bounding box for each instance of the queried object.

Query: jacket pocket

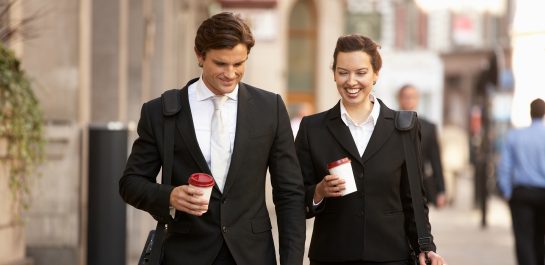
[167,221,191,234]
[251,217,272,234]
[383,209,404,216]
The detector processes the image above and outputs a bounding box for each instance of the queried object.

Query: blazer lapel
[361,100,395,163]
[176,79,215,183]
[221,83,252,195]
[325,102,364,167]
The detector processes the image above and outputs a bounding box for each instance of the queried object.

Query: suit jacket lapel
[361,100,395,163]
[222,83,252,195]
[325,102,364,167]
[176,79,219,193]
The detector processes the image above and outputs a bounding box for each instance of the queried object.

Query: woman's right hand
[313,175,346,203]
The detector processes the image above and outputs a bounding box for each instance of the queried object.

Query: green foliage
[0,42,44,210]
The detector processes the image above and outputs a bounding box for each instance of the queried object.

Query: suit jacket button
[221,198,227,204]
[358,173,363,179]
[222,226,227,233]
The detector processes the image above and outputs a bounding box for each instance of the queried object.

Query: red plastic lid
[189,173,215,187]
[327,157,351,169]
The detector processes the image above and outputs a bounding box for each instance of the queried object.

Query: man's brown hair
[194,12,255,57]
[530,98,545,119]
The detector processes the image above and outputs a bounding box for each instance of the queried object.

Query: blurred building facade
[0,0,513,264]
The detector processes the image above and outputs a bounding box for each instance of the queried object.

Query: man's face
[196,44,248,95]
[398,86,419,111]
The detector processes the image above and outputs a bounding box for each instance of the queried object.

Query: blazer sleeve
[428,123,446,194]
[119,102,175,223]
[294,117,325,218]
[401,121,437,252]
[267,95,306,265]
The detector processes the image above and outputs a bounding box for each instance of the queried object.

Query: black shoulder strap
[160,89,181,185]
[396,111,433,259]
[148,89,181,264]
[395,110,417,131]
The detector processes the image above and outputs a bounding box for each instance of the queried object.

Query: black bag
[138,89,181,265]
[395,111,432,265]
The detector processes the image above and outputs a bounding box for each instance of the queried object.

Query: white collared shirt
[340,95,381,157]
[188,77,238,178]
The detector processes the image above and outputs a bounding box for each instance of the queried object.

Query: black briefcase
[139,230,156,265]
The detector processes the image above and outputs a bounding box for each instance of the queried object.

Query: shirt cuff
[169,206,175,218]
[313,198,323,207]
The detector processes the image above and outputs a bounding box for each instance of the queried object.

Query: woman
[294,34,446,265]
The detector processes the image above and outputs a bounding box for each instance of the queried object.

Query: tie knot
[213,95,227,110]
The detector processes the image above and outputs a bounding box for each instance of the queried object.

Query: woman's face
[333,51,378,107]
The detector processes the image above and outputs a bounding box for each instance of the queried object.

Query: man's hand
[170,185,209,216]
[313,175,346,203]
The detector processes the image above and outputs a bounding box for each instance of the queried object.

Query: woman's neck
[343,98,373,124]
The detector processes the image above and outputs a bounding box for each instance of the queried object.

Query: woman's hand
[419,251,447,265]
[313,174,346,203]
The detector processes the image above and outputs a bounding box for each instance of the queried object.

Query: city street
[429,174,516,265]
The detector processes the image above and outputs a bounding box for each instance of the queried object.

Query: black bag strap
[395,111,433,257]
[148,89,181,264]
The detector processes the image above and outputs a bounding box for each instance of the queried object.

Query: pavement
[427,173,516,265]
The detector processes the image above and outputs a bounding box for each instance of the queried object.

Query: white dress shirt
[188,77,238,188]
[314,95,380,206]
[340,94,381,157]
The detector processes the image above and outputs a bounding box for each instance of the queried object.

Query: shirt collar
[195,76,239,102]
[340,94,381,127]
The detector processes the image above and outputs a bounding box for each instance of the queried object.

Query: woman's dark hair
[332,34,382,73]
[530,98,545,119]
[194,12,255,57]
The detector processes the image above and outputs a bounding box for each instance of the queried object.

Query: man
[497,98,545,265]
[119,12,306,265]
[397,84,447,208]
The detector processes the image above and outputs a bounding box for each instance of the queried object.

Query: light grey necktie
[210,95,230,192]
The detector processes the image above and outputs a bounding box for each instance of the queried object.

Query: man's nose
[224,66,236,79]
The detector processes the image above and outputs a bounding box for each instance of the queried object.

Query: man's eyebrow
[336,67,368,71]
[212,57,248,65]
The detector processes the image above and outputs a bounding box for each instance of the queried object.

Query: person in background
[295,34,446,265]
[119,12,306,265]
[291,102,314,138]
[397,84,447,208]
[497,98,545,265]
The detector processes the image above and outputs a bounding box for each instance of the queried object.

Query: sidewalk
[428,173,516,265]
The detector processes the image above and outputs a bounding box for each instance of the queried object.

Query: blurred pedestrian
[397,84,447,208]
[291,102,314,138]
[119,12,306,265]
[295,34,446,265]
[497,98,545,265]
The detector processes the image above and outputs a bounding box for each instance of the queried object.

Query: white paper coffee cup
[327,157,357,196]
[188,173,215,209]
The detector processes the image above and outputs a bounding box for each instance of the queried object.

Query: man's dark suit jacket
[418,118,446,205]
[119,78,306,265]
[294,100,436,263]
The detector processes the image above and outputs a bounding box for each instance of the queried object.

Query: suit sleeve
[401,121,436,252]
[428,123,446,194]
[267,95,306,265]
[294,117,325,218]
[119,102,175,223]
